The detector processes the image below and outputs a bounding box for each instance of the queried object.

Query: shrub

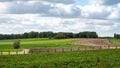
[13,40,20,49]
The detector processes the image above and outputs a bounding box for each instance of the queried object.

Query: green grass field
[110,39,120,45]
[0,49,120,68]
[0,38,91,52]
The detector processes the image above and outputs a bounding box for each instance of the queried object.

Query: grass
[0,38,91,52]
[0,49,120,68]
[110,39,120,45]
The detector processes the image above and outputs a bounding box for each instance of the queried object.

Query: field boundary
[0,46,120,55]
[28,46,120,54]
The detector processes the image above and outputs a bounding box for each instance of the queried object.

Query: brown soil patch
[74,39,120,47]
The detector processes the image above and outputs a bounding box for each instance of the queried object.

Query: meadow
[110,39,120,45]
[0,38,92,52]
[0,49,120,68]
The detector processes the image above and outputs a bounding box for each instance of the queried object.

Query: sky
[0,0,120,37]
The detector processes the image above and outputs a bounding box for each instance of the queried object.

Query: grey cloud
[0,17,13,23]
[86,21,114,26]
[8,1,51,14]
[91,0,120,5]
[44,0,76,4]
[0,0,76,4]
[48,5,81,18]
[5,1,81,18]
[102,0,120,5]
[61,21,75,25]
[88,11,111,19]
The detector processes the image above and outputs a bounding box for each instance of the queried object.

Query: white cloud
[0,2,8,14]
[79,5,112,19]
[0,0,120,37]
[107,9,120,20]
[0,14,119,36]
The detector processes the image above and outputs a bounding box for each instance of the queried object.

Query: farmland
[0,49,120,68]
[0,38,92,52]
[0,38,120,68]
[110,39,120,45]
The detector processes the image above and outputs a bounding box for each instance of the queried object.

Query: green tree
[23,32,29,38]
[13,40,20,49]
[54,32,66,39]
[0,34,3,40]
[28,31,39,38]
[78,31,98,38]
[114,33,120,39]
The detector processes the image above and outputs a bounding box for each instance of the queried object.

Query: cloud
[0,14,119,36]
[0,2,8,14]
[8,1,51,14]
[107,9,120,20]
[106,4,120,20]
[90,0,120,5]
[0,1,81,18]
[79,5,112,19]
[0,0,76,4]
[43,0,76,4]
[0,0,120,37]
[48,4,81,18]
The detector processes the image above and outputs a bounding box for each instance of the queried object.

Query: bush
[13,40,20,49]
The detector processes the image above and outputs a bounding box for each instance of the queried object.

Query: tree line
[0,31,98,40]
[114,33,120,39]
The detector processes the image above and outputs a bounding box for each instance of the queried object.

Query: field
[0,38,119,52]
[0,38,120,68]
[0,38,92,52]
[0,49,120,68]
[110,39,120,45]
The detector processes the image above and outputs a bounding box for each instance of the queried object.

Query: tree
[0,31,99,40]
[38,31,54,38]
[78,31,98,38]
[73,33,79,38]
[13,40,20,49]
[54,32,66,39]
[28,31,39,38]
[23,32,29,38]
[0,34,3,40]
[114,33,120,39]
[64,32,73,38]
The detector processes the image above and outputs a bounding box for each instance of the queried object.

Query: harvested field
[29,39,120,54]
[74,39,120,47]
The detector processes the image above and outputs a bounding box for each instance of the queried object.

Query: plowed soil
[74,39,120,47]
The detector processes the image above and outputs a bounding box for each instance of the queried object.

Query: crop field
[110,39,120,45]
[0,38,120,67]
[0,38,92,52]
[0,49,120,68]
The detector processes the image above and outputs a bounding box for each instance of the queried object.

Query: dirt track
[74,39,120,47]
[1,49,30,55]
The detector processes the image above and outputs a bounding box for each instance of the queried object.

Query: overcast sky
[0,0,120,37]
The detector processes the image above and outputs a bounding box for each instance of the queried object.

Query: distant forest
[0,31,98,40]
[114,33,120,39]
